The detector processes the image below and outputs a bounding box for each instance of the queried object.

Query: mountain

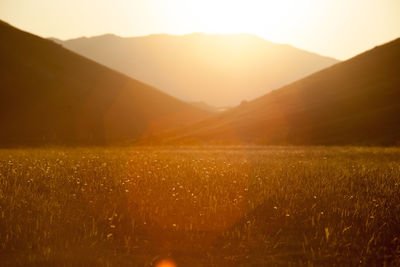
[189,101,220,113]
[53,33,339,107]
[0,21,210,146]
[162,38,400,146]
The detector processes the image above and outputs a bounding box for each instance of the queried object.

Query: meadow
[0,146,399,266]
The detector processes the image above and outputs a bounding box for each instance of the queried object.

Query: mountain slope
[53,33,339,107]
[0,21,210,146]
[165,38,400,145]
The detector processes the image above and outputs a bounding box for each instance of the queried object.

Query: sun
[167,0,316,43]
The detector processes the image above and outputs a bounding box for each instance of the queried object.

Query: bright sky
[1,0,399,60]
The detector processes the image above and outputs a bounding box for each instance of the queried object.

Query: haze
[1,0,399,60]
[1,0,400,265]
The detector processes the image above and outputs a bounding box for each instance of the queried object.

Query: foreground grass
[0,146,399,266]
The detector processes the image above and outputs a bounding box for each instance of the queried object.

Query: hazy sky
[1,0,399,60]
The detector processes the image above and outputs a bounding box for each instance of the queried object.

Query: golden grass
[0,146,399,266]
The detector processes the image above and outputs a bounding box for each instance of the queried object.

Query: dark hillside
[0,21,209,146]
[167,38,400,145]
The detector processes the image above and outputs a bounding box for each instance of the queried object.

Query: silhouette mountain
[163,38,400,145]
[52,33,339,107]
[0,21,210,146]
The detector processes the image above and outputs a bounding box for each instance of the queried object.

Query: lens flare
[155,259,177,267]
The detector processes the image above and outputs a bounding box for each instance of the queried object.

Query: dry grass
[0,146,399,266]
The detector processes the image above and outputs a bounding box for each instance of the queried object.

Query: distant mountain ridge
[52,33,339,106]
[0,21,210,146]
[160,38,400,145]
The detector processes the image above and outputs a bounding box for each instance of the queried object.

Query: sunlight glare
[175,0,320,42]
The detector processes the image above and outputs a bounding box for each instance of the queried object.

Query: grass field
[0,146,399,266]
